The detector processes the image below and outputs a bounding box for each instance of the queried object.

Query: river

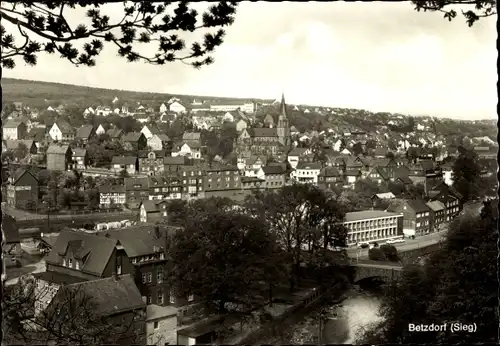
[280,284,383,344]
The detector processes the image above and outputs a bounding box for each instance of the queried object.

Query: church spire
[279,92,288,119]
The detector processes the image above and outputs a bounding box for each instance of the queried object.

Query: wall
[46,263,100,281]
[147,315,178,345]
[398,242,442,264]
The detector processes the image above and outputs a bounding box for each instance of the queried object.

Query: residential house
[139,200,163,223]
[371,192,396,209]
[241,176,266,192]
[111,156,138,175]
[146,305,179,345]
[122,132,147,151]
[159,103,168,113]
[106,128,124,141]
[75,125,95,144]
[98,185,126,208]
[141,124,162,140]
[204,165,242,198]
[387,199,431,237]
[3,139,37,155]
[2,214,22,263]
[47,144,72,171]
[439,161,454,186]
[3,120,28,140]
[124,177,150,209]
[138,150,166,176]
[317,167,343,191]
[222,111,236,123]
[373,147,388,158]
[425,200,446,232]
[236,119,248,132]
[287,147,313,169]
[180,165,206,199]
[164,156,191,174]
[95,106,113,116]
[262,165,288,189]
[292,162,322,185]
[344,169,362,185]
[428,182,462,221]
[72,148,89,170]
[172,142,202,159]
[49,120,74,142]
[42,274,146,344]
[95,124,106,135]
[148,134,171,151]
[182,132,202,147]
[169,101,187,114]
[367,166,391,185]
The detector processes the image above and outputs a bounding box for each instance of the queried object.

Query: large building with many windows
[342,210,404,246]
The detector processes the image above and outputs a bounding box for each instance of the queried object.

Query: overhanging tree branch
[0,1,238,69]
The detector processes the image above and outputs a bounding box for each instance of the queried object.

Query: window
[75,261,80,270]
[147,272,152,283]
[116,264,122,275]
[188,294,194,302]
[142,273,147,284]
[62,258,66,266]
[157,290,163,304]
[169,289,175,303]
[147,294,152,304]
[157,270,163,283]
[154,321,159,330]
[160,253,165,260]
[68,258,73,267]
[132,258,137,264]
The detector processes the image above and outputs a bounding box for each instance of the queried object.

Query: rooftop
[344,210,402,222]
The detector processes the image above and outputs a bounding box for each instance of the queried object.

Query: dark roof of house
[419,160,435,171]
[106,128,123,138]
[406,199,431,213]
[45,230,118,276]
[122,132,143,142]
[55,120,74,134]
[98,185,126,194]
[111,156,137,165]
[99,224,181,258]
[425,200,446,212]
[262,165,287,175]
[54,274,145,316]
[319,167,341,177]
[344,210,401,222]
[155,133,171,142]
[250,128,278,138]
[2,213,20,244]
[3,120,25,128]
[124,177,149,190]
[395,175,413,184]
[47,144,71,155]
[206,165,239,172]
[288,147,309,156]
[164,156,189,165]
[11,168,38,185]
[182,132,201,141]
[3,139,35,150]
[75,125,94,139]
[373,166,390,180]
[296,162,322,170]
[373,147,388,156]
[32,271,87,285]
[140,200,160,213]
[344,169,361,176]
[72,148,87,157]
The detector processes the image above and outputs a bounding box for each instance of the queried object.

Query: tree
[1,2,238,69]
[169,208,284,314]
[2,277,144,345]
[451,148,482,202]
[379,244,399,262]
[359,200,498,344]
[13,142,28,161]
[368,247,385,261]
[385,151,395,159]
[412,0,496,27]
[119,169,130,178]
[352,142,364,156]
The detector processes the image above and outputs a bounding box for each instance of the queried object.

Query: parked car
[386,239,397,244]
[393,238,405,244]
[358,243,369,249]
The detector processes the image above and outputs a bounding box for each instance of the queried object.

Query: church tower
[277,93,291,148]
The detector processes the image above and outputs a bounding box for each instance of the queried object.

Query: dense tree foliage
[168,199,285,314]
[1,1,238,69]
[360,199,498,344]
[451,147,482,202]
[412,0,496,26]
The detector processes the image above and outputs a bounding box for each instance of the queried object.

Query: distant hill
[1,78,274,109]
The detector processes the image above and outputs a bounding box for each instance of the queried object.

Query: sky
[3,1,498,120]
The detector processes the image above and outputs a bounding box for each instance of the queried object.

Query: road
[351,262,403,270]
[346,229,447,260]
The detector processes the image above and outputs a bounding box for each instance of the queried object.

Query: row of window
[62,258,80,270]
[182,171,203,176]
[132,253,165,264]
[417,212,430,218]
[347,227,398,242]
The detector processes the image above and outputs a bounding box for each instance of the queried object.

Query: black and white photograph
[1,1,497,345]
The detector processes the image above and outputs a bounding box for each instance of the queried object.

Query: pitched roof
[3,139,35,150]
[124,177,149,190]
[262,165,287,175]
[55,274,145,316]
[11,168,38,185]
[99,224,180,258]
[344,169,361,176]
[140,200,160,213]
[106,128,123,138]
[72,148,87,157]
[111,156,137,165]
[164,156,189,165]
[3,120,24,128]
[374,192,396,199]
[75,125,94,139]
[406,199,431,213]
[288,147,309,156]
[296,162,322,170]
[55,120,74,134]
[425,200,446,212]
[32,271,87,285]
[47,144,71,155]
[45,230,118,276]
[182,132,201,141]
[155,133,171,142]
[122,132,143,142]
[98,185,126,194]
[250,128,278,138]
[319,167,341,177]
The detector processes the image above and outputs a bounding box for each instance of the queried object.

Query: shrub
[368,248,386,261]
[380,244,399,262]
